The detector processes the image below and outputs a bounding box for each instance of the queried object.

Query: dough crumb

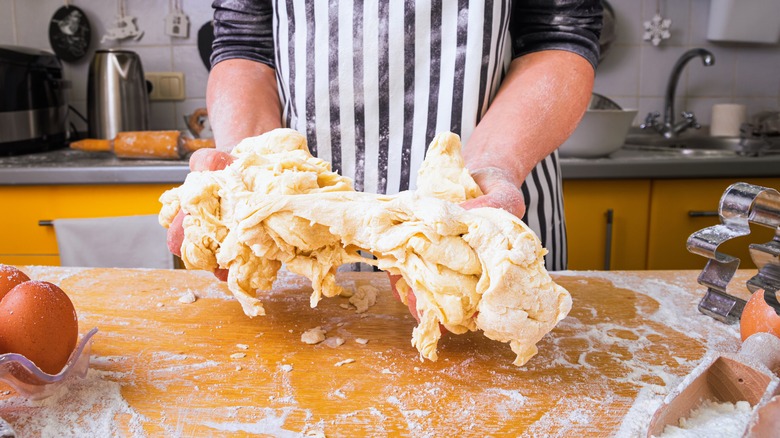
[280,364,293,372]
[156,302,164,308]
[230,353,246,359]
[334,358,355,367]
[324,337,345,348]
[301,327,327,345]
[305,431,326,438]
[339,303,351,310]
[178,290,197,304]
[355,338,369,345]
[236,344,249,350]
[235,365,242,371]
[349,285,378,313]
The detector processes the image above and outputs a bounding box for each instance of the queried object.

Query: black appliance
[0,45,69,155]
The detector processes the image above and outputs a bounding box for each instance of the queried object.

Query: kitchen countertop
[0,146,778,185]
[0,268,757,436]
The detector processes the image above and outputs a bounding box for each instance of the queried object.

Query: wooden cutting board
[0,267,750,436]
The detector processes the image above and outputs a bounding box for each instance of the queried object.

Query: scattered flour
[230,353,246,359]
[334,359,355,367]
[0,368,146,437]
[236,344,249,350]
[655,400,752,437]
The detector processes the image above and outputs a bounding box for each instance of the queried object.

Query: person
[169,0,602,296]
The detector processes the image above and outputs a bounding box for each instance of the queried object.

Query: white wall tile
[14,0,65,51]
[594,44,641,97]
[172,45,209,99]
[639,46,688,97]
[607,0,643,46]
[685,47,734,98]
[688,0,711,47]
[734,48,780,98]
[0,0,16,45]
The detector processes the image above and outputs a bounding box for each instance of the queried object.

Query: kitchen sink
[620,129,780,158]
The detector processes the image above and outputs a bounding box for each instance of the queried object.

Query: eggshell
[0,264,31,301]
[740,289,780,341]
[0,281,79,374]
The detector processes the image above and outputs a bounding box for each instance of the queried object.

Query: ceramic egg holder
[0,328,97,400]
[686,182,780,324]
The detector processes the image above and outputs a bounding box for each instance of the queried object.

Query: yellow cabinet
[563,180,651,270]
[0,184,176,266]
[646,178,780,270]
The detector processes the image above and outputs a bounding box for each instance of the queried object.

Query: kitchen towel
[54,215,174,269]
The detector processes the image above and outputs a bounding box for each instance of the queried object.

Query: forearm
[464,50,594,186]
[206,59,283,152]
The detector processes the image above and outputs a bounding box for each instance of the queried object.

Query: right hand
[167,148,235,281]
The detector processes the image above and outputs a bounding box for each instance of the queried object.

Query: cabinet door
[647,178,780,270]
[563,180,651,270]
[0,184,176,265]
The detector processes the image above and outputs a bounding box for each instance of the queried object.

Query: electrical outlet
[146,72,186,101]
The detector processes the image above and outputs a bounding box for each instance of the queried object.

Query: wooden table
[0,267,753,436]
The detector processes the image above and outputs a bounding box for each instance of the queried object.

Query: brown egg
[0,264,31,301]
[0,281,79,374]
[741,289,780,341]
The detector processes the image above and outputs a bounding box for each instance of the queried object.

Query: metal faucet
[641,48,716,139]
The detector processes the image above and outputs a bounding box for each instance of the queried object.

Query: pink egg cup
[0,328,98,400]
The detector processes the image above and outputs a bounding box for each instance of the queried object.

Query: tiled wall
[597,0,780,127]
[2,0,779,132]
[0,0,213,133]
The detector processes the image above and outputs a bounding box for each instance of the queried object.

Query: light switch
[146,72,186,101]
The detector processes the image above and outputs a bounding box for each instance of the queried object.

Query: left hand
[168,148,235,282]
[460,167,526,219]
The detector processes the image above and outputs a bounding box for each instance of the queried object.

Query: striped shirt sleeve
[509,0,603,69]
[211,0,276,69]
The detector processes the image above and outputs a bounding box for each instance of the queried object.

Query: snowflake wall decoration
[643,13,672,46]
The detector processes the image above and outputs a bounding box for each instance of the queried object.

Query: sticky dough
[159,129,571,366]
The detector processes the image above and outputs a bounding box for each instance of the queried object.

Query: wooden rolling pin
[70,131,215,159]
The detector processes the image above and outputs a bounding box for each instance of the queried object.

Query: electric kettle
[87,49,149,139]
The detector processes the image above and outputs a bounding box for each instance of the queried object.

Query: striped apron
[269,0,566,270]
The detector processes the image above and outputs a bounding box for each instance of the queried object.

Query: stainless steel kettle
[87,49,149,139]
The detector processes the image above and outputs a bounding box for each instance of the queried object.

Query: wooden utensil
[646,332,780,437]
[70,130,214,159]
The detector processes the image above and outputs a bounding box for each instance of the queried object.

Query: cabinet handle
[688,210,718,217]
[39,220,53,227]
[604,209,614,271]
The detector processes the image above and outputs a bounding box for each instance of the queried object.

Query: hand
[167,148,235,281]
[460,167,525,219]
[388,273,419,321]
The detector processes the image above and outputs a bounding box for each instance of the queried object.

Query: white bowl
[558,109,638,158]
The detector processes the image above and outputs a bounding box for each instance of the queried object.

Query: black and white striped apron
[270,0,566,270]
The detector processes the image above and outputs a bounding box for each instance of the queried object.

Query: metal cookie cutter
[687,182,780,323]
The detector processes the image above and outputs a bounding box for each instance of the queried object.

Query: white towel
[53,215,174,269]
